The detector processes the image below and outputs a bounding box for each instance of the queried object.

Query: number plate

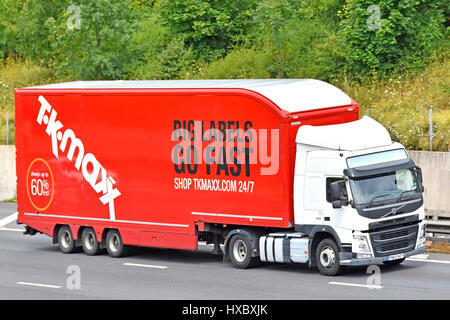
[386,253,404,261]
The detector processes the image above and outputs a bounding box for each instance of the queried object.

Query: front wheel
[316,238,342,276]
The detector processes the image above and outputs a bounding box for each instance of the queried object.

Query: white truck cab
[268,116,426,275]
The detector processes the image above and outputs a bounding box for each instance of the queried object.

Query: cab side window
[326,177,348,203]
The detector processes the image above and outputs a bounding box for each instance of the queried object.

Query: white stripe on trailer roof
[23,79,353,114]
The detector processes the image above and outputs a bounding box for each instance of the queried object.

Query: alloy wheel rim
[85,232,95,250]
[109,234,120,252]
[233,239,247,263]
[320,246,336,269]
[61,231,71,248]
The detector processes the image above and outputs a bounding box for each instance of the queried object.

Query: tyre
[383,258,405,266]
[81,227,101,256]
[58,226,77,254]
[316,238,342,276]
[228,234,258,269]
[105,229,128,258]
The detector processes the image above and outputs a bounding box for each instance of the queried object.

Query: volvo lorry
[15,79,426,276]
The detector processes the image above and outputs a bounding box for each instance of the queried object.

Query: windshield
[349,168,420,205]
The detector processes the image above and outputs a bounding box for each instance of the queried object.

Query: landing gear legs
[211,234,223,255]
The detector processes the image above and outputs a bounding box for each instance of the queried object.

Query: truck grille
[369,223,418,257]
[379,229,409,240]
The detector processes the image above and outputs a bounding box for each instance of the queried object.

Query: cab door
[303,173,325,225]
[323,176,352,232]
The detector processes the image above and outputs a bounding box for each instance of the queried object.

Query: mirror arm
[332,200,342,209]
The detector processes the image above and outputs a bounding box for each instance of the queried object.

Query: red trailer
[15,79,359,268]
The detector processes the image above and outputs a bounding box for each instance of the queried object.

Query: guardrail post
[429,108,433,151]
[6,111,9,145]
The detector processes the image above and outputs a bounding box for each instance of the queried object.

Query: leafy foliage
[338,0,447,78]
[0,0,22,58]
[46,0,136,79]
[189,48,270,79]
[0,0,448,149]
[14,1,67,62]
[157,0,258,60]
[0,58,54,144]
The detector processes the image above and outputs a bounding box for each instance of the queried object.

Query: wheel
[105,229,128,258]
[316,238,342,276]
[228,234,257,269]
[383,258,405,266]
[81,227,101,256]
[58,226,77,254]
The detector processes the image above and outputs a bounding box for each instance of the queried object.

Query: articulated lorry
[15,79,426,276]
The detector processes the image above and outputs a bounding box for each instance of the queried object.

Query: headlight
[417,223,426,248]
[418,224,426,241]
[353,234,371,254]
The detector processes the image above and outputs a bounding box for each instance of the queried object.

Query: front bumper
[339,246,426,266]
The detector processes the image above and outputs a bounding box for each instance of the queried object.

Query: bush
[247,0,347,81]
[189,48,270,79]
[124,9,197,80]
[14,0,67,63]
[339,56,450,151]
[46,0,136,80]
[338,0,447,78]
[264,20,346,80]
[157,0,258,60]
[130,38,196,80]
[0,58,54,145]
[8,0,137,80]
[0,0,22,59]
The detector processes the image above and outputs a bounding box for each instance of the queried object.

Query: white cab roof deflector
[296,116,392,151]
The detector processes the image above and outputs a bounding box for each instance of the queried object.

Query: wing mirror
[330,180,348,209]
[414,166,425,192]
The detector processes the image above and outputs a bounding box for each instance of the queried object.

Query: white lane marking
[329,281,383,290]
[406,258,450,264]
[123,262,168,269]
[408,254,429,260]
[0,227,25,232]
[16,281,61,289]
[0,212,18,228]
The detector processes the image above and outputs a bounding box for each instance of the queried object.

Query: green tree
[0,0,23,58]
[129,38,196,80]
[157,0,258,60]
[338,0,446,78]
[45,0,136,79]
[249,0,346,80]
[14,1,67,62]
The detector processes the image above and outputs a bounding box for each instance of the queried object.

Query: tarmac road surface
[1,202,449,300]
